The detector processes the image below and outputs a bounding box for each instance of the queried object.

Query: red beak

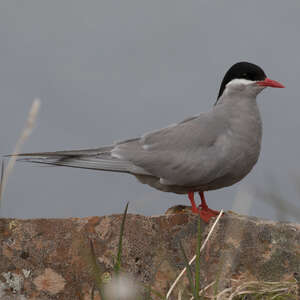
[257,78,285,88]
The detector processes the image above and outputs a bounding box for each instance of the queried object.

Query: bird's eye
[242,73,248,77]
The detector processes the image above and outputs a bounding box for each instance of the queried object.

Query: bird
[14,62,284,222]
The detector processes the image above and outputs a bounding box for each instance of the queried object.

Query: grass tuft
[82,206,298,300]
[166,210,224,299]
[114,202,129,274]
[179,239,197,299]
[214,279,298,300]
[88,239,106,299]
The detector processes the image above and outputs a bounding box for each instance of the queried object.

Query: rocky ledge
[0,208,300,299]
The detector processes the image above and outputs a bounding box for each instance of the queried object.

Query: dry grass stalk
[166,210,224,299]
[213,279,297,300]
[0,99,41,207]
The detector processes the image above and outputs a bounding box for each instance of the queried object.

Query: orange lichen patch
[84,290,101,300]
[85,216,101,233]
[59,243,73,260]
[34,239,47,251]
[33,268,66,295]
[72,217,89,232]
[88,216,101,226]
[0,229,11,238]
[157,214,190,230]
[153,260,177,293]
[2,244,13,259]
[80,282,101,300]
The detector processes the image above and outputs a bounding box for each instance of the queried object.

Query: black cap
[217,62,267,99]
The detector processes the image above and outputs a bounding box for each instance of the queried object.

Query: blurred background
[0,1,299,221]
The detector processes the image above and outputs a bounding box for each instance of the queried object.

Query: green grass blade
[90,284,95,300]
[88,239,106,300]
[0,160,5,213]
[143,284,158,300]
[195,217,202,299]
[114,202,129,274]
[144,284,151,300]
[179,240,197,299]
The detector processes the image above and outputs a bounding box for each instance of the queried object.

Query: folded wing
[13,107,230,187]
[113,108,231,186]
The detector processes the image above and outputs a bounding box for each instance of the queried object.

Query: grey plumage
[16,81,263,194]
[13,62,284,200]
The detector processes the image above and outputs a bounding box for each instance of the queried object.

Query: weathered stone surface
[0,210,300,299]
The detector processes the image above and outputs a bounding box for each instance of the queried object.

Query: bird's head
[216,62,284,104]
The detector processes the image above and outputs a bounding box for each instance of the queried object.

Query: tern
[14,62,284,222]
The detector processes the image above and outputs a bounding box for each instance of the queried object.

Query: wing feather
[11,106,230,186]
[114,108,231,185]
[13,146,150,175]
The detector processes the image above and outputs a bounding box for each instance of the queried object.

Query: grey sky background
[0,1,299,221]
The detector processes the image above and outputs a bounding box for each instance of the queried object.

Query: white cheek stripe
[226,78,254,88]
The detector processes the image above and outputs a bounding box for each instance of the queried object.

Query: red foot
[198,204,220,216]
[199,207,220,222]
[187,192,220,223]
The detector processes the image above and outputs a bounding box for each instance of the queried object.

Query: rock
[0,209,300,299]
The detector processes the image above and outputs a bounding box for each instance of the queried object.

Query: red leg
[188,192,198,213]
[187,191,220,223]
[199,192,220,215]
